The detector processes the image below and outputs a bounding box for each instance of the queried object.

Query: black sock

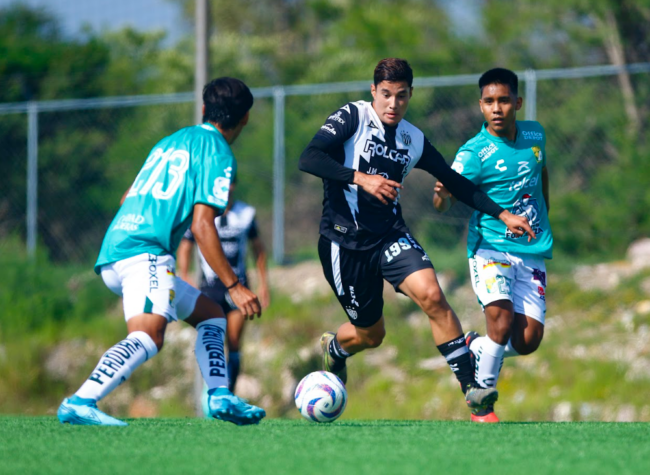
[437,335,476,393]
[328,336,351,371]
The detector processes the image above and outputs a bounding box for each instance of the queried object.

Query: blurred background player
[177,178,270,398]
[434,68,552,422]
[57,77,266,426]
[299,58,536,417]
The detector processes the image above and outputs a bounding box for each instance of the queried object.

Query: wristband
[225,279,239,290]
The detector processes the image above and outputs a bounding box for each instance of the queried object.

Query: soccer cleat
[57,397,128,426]
[471,404,500,423]
[208,387,266,425]
[320,331,347,384]
[465,330,480,372]
[465,385,499,409]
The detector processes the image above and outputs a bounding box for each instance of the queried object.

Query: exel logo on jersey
[363,139,411,165]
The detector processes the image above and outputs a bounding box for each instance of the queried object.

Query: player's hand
[257,285,271,309]
[499,210,537,242]
[354,172,402,205]
[434,180,451,199]
[228,283,262,319]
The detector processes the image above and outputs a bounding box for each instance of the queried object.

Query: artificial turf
[1,417,649,475]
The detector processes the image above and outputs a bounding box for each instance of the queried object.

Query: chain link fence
[1,63,649,265]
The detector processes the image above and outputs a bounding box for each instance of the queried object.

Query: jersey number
[384,238,412,263]
[128,148,190,200]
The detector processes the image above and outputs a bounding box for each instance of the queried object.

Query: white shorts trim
[469,249,547,324]
[100,253,201,322]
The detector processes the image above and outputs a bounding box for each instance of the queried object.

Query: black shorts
[200,277,248,315]
[318,230,433,328]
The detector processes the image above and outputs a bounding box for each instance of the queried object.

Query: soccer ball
[294,371,347,423]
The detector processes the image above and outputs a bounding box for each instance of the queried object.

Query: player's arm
[298,105,401,205]
[176,238,195,286]
[246,216,270,308]
[542,166,550,211]
[418,140,536,241]
[191,203,262,319]
[433,180,457,212]
[250,235,270,309]
[120,187,130,205]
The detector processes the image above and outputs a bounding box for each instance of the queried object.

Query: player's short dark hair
[374,58,413,87]
[203,77,254,129]
[479,68,518,96]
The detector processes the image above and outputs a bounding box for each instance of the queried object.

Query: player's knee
[513,327,543,355]
[361,328,386,349]
[419,286,447,316]
[150,334,165,351]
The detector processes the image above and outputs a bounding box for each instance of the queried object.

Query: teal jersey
[95,123,237,273]
[452,121,553,259]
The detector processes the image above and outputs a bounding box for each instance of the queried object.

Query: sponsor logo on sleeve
[334,224,348,234]
[320,123,337,135]
[451,162,464,173]
[478,143,498,161]
[208,176,231,205]
[522,130,543,141]
[328,111,346,124]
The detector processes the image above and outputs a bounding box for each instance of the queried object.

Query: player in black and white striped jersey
[299,58,535,417]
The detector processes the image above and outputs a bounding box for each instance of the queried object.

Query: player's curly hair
[374,58,413,87]
[479,68,518,96]
[202,77,254,129]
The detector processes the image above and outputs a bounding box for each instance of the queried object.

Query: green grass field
[2,417,649,475]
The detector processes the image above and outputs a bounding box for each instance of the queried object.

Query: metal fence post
[27,102,38,259]
[272,86,286,265]
[525,68,537,121]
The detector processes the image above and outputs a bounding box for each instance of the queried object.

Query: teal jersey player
[58,77,265,428]
[452,120,553,259]
[95,123,237,273]
[434,68,551,424]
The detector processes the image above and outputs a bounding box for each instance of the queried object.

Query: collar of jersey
[481,121,520,144]
[200,122,224,136]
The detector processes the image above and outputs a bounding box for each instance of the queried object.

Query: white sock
[195,318,229,391]
[503,338,520,358]
[472,336,505,389]
[75,331,158,401]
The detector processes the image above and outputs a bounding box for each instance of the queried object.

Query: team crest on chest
[400,130,411,145]
[531,145,543,163]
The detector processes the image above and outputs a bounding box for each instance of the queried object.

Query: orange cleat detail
[471,408,500,423]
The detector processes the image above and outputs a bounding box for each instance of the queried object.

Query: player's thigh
[104,253,180,323]
[318,235,383,328]
[380,230,434,291]
[469,249,516,309]
[511,254,546,325]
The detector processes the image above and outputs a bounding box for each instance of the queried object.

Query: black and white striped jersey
[299,100,503,250]
[183,200,258,286]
